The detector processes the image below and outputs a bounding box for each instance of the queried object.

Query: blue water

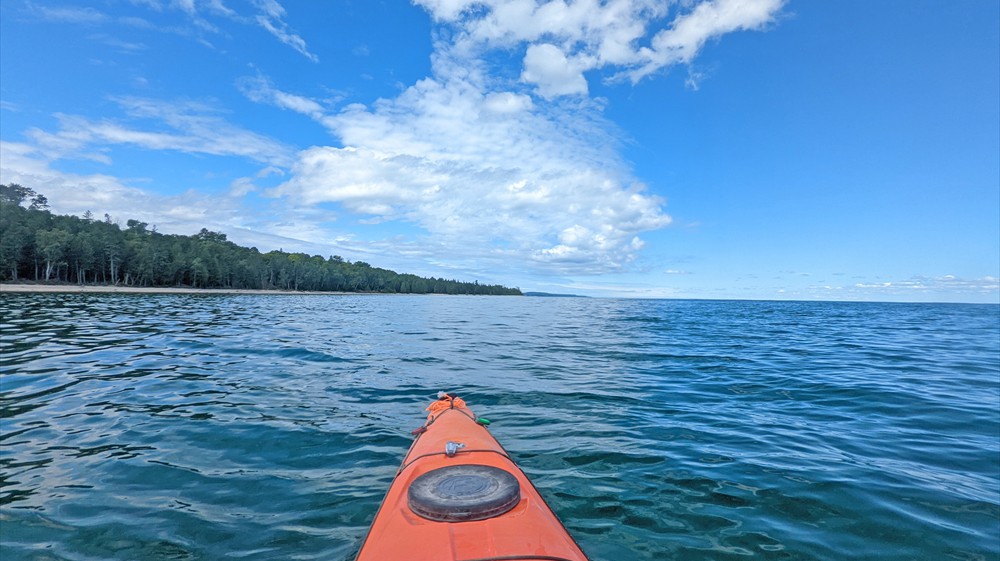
[1,294,998,560]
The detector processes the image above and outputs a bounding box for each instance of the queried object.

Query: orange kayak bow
[354,393,590,561]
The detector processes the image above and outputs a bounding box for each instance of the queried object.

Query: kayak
[354,393,590,561]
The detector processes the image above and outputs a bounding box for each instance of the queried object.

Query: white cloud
[238,75,327,120]
[0,140,146,212]
[482,91,534,114]
[175,0,197,16]
[414,0,785,95]
[32,5,109,24]
[254,63,670,273]
[241,0,784,274]
[627,0,785,82]
[22,97,295,167]
[129,0,164,12]
[0,94,309,253]
[521,43,589,98]
[89,35,147,52]
[226,165,286,197]
[850,275,1000,296]
[2,140,252,250]
[3,1,784,282]
[251,0,319,62]
[0,139,359,262]
[37,0,321,59]
[743,274,1000,303]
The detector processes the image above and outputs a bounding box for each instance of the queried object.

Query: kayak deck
[354,395,589,561]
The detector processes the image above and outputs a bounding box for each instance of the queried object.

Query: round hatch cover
[407,464,521,522]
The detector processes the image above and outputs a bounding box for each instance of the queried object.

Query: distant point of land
[523,292,588,298]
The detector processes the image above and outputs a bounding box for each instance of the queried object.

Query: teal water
[1,294,998,560]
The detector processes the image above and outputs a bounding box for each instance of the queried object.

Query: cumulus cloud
[5,1,785,279]
[251,59,670,273]
[414,0,785,91]
[482,91,534,113]
[521,43,589,98]
[243,1,785,275]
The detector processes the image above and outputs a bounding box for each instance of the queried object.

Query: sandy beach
[0,283,356,296]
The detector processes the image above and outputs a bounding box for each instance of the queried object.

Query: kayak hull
[355,398,589,561]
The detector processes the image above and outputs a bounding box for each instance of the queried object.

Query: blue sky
[1,0,997,302]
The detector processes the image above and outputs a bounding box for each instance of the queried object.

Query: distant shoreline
[0,283,362,296]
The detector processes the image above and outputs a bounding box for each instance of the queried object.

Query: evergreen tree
[0,185,522,295]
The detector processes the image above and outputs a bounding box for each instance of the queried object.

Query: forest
[0,184,522,295]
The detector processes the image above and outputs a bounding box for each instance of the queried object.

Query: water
[1,294,998,561]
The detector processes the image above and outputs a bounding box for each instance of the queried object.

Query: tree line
[0,184,522,295]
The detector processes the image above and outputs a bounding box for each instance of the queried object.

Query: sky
[1,0,998,303]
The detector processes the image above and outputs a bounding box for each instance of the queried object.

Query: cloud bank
[263,67,669,273]
[3,0,786,278]
[417,0,785,87]
[260,0,785,274]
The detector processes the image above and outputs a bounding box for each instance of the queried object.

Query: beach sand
[0,283,355,296]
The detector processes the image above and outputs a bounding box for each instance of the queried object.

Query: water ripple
[0,294,997,560]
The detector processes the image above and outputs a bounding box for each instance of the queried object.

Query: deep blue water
[1,294,998,560]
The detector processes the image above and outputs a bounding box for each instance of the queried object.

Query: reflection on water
[1,294,998,560]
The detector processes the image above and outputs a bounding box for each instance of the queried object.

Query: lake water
[1,294,998,560]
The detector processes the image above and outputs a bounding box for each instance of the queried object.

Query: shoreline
[0,283,361,296]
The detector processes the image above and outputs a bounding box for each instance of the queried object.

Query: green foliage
[0,183,36,206]
[0,185,522,295]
